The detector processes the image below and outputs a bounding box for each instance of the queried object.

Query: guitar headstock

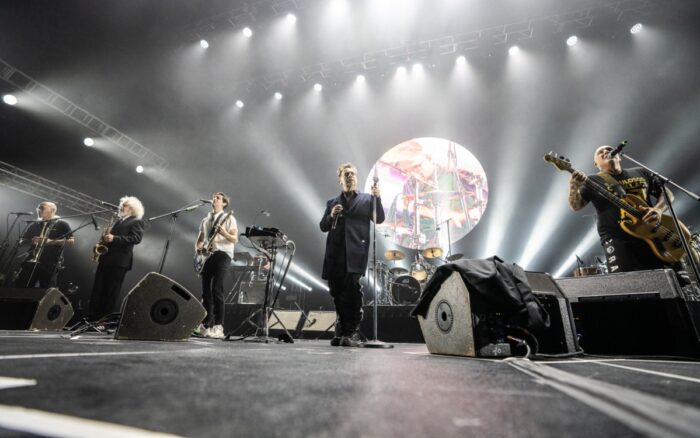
[543,152,573,173]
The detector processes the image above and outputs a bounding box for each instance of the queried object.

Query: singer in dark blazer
[319,163,384,347]
[89,196,145,321]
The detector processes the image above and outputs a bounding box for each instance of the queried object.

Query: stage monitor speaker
[417,271,477,357]
[556,269,700,357]
[0,287,74,331]
[115,272,205,341]
[524,271,580,355]
[299,311,336,339]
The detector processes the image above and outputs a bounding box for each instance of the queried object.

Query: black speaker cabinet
[115,272,206,341]
[0,287,74,331]
[224,303,304,337]
[525,271,580,355]
[556,269,700,357]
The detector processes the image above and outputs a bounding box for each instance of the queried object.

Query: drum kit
[372,247,464,306]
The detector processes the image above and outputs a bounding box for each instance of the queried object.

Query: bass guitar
[194,211,233,275]
[544,152,693,264]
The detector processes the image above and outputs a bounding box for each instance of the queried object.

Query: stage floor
[1,332,699,437]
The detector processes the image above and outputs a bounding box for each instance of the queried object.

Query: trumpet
[27,220,52,264]
[92,216,115,262]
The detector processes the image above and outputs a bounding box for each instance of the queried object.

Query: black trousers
[201,251,230,327]
[603,237,665,273]
[13,262,56,288]
[328,273,363,334]
[89,264,128,321]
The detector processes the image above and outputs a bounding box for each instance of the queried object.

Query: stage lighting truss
[0,160,118,223]
[203,0,658,102]
[0,59,169,171]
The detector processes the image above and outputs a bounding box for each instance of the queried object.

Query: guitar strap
[597,172,627,198]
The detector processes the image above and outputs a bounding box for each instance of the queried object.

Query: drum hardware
[389,267,409,277]
[410,254,428,282]
[390,275,422,305]
[445,253,463,262]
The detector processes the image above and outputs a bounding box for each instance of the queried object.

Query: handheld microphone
[608,140,628,158]
[101,201,119,210]
[90,215,100,231]
[11,212,33,216]
[331,205,343,230]
[199,199,212,204]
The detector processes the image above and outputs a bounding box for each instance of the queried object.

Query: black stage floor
[1,332,700,437]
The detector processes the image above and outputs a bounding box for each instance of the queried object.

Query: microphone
[101,201,119,210]
[331,205,343,230]
[199,199,212,204]
[372,176,379,186]
[11,212,33,216]
[608,140,628,158]
[90,215,100,231]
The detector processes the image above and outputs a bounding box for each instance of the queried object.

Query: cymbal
[446,253,464,262]
[422,247,443,259]
[389,267,409,276]
[384,249,406,261]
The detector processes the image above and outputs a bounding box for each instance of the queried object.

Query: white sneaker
[208,324,224,339]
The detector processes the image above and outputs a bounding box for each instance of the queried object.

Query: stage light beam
[235,100,244,108]
[83,137,94,147]
[567,36,578,46]
[199,39,209,49]
[274,92,283,100]
[508,46,520,55]
[286,13,297,24]
[630,23,643,34]
[135,165,144,174]
[242,27,253,38]
[456,55,467,66]
[314,83,323,92]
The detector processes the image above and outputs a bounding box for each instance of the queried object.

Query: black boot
[330,320,342,347]
[340,322,363,347]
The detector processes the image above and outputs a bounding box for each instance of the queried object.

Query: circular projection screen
[365,137,488,250]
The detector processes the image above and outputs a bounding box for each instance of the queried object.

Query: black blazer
[320,192,385,279]
[99,216,144,270]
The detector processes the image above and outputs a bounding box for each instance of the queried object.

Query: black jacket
[320,191,385,279]
[99,216,144,270]
[411,256,549,331]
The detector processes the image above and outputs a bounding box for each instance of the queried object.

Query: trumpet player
[89,196,145,321]
[14,201,74,288]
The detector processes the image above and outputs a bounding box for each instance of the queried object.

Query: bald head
[593,145,621,173]
[37,201,57,220]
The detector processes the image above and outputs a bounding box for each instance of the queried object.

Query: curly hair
[119,196,145,220]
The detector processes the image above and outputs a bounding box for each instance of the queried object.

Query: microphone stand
[149,201,207,274]
[619,152,700,285]
[436,218,453,260]
[363,179,393,349]
[0,214,31,286]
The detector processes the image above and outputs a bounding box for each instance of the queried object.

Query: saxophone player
[88,196,145,321]
[14,201,74,288]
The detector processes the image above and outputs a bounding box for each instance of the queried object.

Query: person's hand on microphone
[331,205,343,218]
[371,185,380,197]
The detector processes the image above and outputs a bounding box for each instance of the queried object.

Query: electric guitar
[194,211,233,275]
[544,152,694,263]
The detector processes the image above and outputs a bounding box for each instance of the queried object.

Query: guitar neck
[567,168,644,219]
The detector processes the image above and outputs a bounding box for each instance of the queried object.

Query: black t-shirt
[22,219,73,268]
[579,167,661,242]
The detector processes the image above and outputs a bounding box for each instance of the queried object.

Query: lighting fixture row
[199,13,298,48]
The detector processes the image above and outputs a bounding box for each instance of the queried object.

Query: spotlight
[286,13,297,24]
[199,39,209,49]
[630,23,643,34]
[242,27,253,38]
[235,100,244,108]
[566,36,578,46]
[412,63,424,72]
[508,46,520,55]
[313,83,323,91]
[456,55,467,66]
[83,137,94,147]
[396,65,407,75]
[274,92,283,100]
[356,74,366,83]
[2,94,17,106]
[136,165,144,174]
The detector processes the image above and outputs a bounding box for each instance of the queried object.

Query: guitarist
[194,192,238,338]
[568,145,672,273]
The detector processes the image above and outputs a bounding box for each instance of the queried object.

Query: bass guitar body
[618,194,691,263]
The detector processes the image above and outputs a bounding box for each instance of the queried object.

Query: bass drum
[391,275,422,305]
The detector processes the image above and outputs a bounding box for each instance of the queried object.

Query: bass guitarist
[194,192,238,338]
[568,145,673,273]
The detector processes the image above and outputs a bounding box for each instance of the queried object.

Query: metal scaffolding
[0,59,169,170]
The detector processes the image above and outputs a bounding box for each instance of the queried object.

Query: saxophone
[92,216,115,262]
